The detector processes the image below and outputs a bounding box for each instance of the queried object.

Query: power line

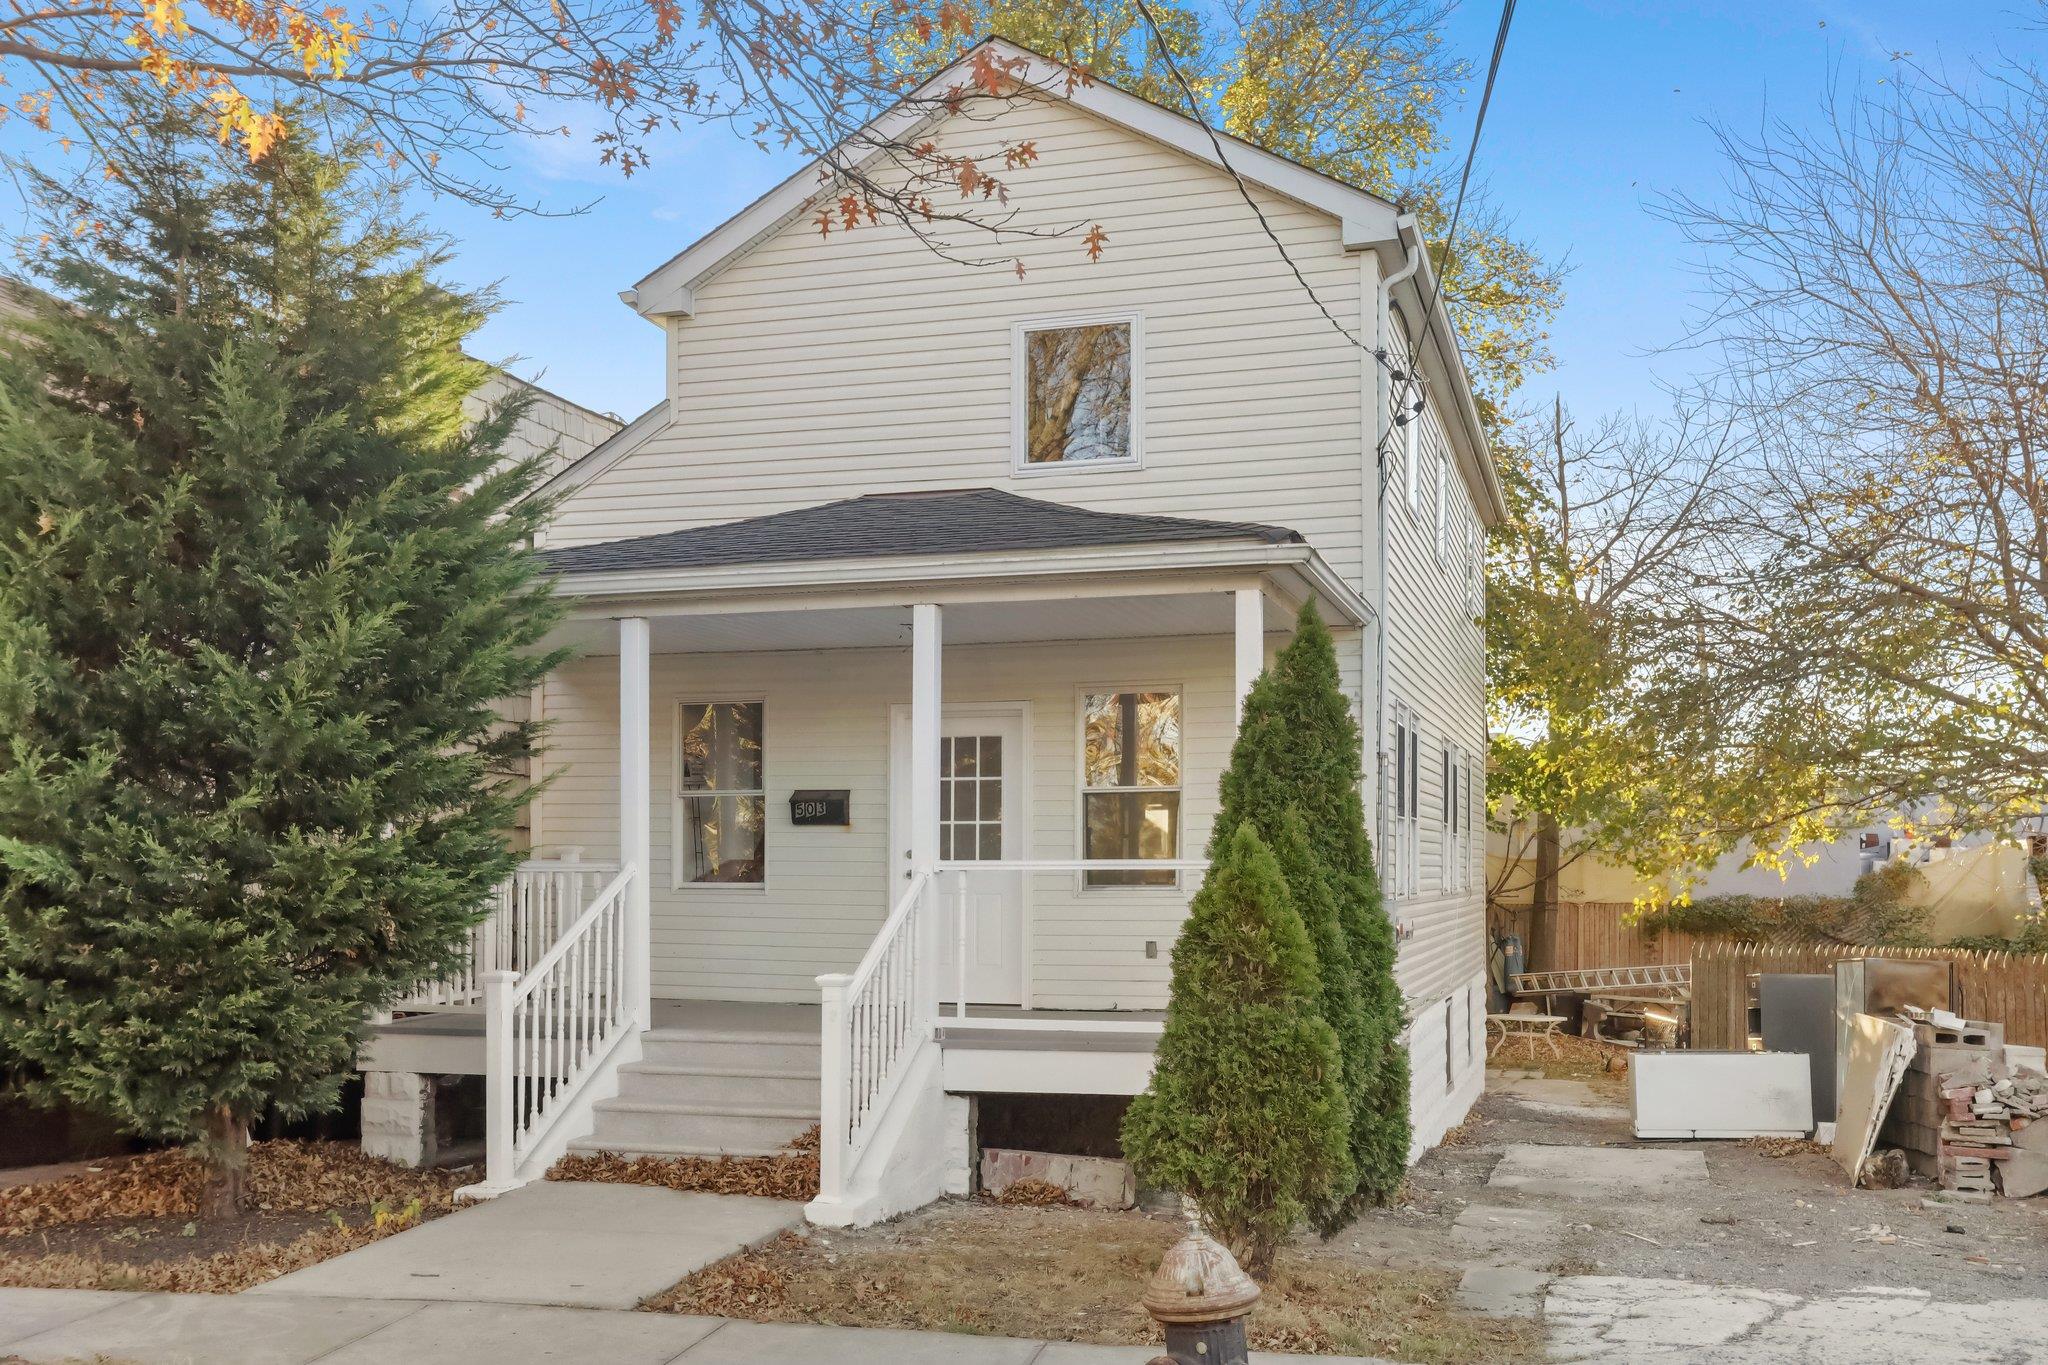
[1127,0,1391,373]
[1406,0,1517,389]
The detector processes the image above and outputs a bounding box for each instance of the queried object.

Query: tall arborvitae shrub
[0,104,562,1215]
[1121,824,1347,1279]
[1209,602,1410,1214]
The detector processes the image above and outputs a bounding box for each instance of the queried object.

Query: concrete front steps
[569,1016,820,1160]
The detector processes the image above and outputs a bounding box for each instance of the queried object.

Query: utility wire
[1125,0,1520,418]
[1405,0,1517,390]
[1128,0,1391,373]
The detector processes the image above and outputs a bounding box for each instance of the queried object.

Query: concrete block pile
[1884,1016,2048,1198]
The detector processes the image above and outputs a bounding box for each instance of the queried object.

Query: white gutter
[1375,214,1423,853]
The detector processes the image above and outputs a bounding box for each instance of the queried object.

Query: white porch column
[1234,586,1265,723]
[618,616,652,1029]
[910,604,943,871]
[910,604,943,1017]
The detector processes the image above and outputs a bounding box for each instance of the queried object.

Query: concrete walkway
[253,1181,804,1310]
[0,1288,1389,1364]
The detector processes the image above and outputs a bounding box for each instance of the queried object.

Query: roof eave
[545,536,1372,626]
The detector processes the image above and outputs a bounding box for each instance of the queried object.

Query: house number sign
[788,790,851,826]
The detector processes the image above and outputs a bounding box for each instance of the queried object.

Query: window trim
[1434,446,1450,562]
[1389,702,1421,901]
[1073,682,1184,893]
[1011,311,1146,476]
[671,696,769,893]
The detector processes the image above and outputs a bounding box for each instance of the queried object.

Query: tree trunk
[1533,812,1561,970]
[199,1107,251,1220]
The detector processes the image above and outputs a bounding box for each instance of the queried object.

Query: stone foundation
[361,1070,437,1168]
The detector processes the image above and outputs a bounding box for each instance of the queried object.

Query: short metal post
[816,972,851,1201]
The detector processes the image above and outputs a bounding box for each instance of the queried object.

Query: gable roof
[624,35,1411,322]
[540,487,1300,576]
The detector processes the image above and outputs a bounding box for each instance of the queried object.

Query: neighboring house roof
[541,487,1300,575]
[533,400,665,502]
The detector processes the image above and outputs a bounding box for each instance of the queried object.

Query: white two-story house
[363,37,1499,1228]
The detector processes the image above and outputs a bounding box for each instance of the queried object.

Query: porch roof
[540,488,1302,577]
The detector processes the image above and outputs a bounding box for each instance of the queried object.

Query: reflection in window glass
[678,702,765,885]
[1025,323,1133,465]
[1082,691,1181,886]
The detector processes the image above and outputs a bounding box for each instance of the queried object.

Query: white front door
[890,705,1026,1006]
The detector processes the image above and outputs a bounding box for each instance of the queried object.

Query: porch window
[1016,317,1138,469]
[676,700,766,885]
[1081,690,1180,887]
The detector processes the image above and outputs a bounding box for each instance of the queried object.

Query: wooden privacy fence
[1692,941,2048,1051]
[1492,901,1699,975]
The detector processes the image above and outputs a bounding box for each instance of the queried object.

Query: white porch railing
[479,863,636,1188]
[814,858,1207,1205]
[393,858,618,1012]
[817,869,935,1193]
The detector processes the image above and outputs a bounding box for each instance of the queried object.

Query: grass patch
[646,1202,1539,1364]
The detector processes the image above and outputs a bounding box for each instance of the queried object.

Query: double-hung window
[1435,448,1451,562]
[1442,743,1458,891]
[1390,705,1421,899]
[1015,316,1140,471]
[1081,690,1181,887]
[676,701,766,886]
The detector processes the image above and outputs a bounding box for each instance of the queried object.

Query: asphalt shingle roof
[541,487,1302,575]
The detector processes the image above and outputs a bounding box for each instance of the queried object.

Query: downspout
[1375,213,1423,859]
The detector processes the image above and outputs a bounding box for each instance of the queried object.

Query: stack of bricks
[1882,1016,2048,1198]
[1882,1018,2003,1190]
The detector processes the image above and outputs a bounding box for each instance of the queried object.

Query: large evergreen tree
[1120,824,1347,1280]
[0,103,561,1214]
[1210,602,1409,1214]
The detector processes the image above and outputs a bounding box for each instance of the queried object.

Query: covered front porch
[371,489,1371,1220]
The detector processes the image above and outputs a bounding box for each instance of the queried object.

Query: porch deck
[361,999,1165,1077]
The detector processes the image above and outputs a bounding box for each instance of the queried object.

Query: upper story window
[1435,447,1451,561]
[1081,689,1180,887]
[676,700,766,886]
[1389,703,1420,899]
[1015,315,1141,472]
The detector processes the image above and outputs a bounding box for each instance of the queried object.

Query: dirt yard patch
[547,1125,818,1201]
[646,1200,1540,1363]
[0,1141,464,1293]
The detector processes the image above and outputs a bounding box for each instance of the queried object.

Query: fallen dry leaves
[1738,1137,1832,1159]
[647,1202,1540,1364]
[0,1140,458,1294]
[989,1177,1074,1208]
[0,1141,462,1235]
[0,1215,423,1294]
[547,1125,819,1202]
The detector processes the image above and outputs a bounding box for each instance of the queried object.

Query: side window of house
[1017,318,1138,469]
[1082,690,1181,886]
[1390,705,1421,900]
[1442,744,1459,892]
[1467,512,1485,618]
[1435,448,1450,561]
[676,701,765,885]
[1443,997,1456,1089]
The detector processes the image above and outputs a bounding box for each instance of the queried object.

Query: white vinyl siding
[546,92,1367,587]
[1379,331,1488,1012]
[531,632,1362,1009]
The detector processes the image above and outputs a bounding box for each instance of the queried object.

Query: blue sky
[9,3,2036,421]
